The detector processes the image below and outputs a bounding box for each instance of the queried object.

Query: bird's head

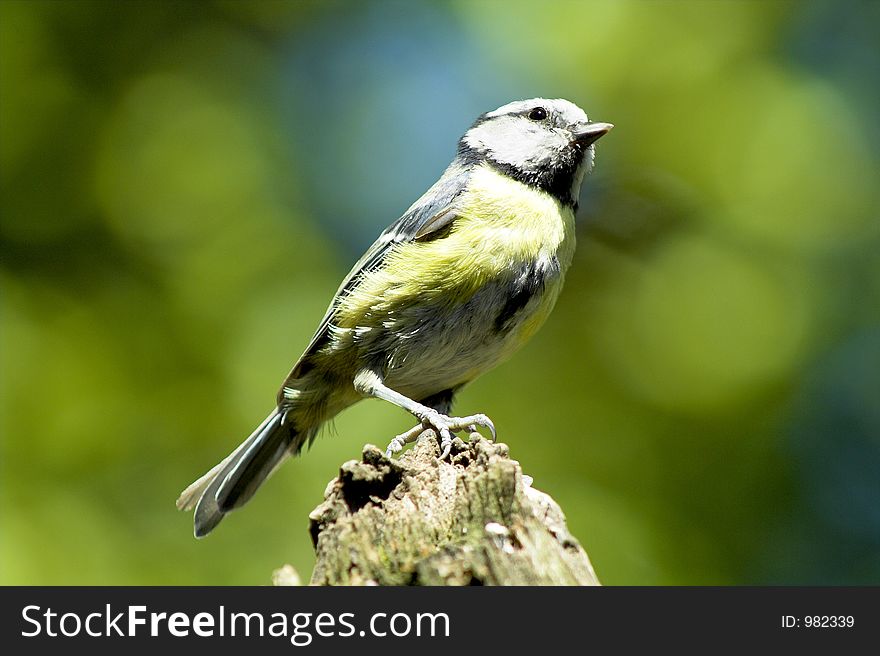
[459,98,612,207]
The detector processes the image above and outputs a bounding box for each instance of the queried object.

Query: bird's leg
[354,370,496,459]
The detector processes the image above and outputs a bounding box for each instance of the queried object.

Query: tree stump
[307,434,600,585]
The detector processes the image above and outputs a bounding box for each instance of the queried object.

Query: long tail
[176,409,311,538]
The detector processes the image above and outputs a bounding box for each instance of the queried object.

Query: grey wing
[284,160,471,381]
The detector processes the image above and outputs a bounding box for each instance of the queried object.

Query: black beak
[571,121,614,148]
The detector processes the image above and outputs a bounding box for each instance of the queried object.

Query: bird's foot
[384,410,496,460]
[384,423,427,458]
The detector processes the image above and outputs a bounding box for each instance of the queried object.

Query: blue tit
[178,98,612,537]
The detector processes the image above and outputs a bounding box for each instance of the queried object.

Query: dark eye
[527,107,548,121]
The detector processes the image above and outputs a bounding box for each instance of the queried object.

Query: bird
[177,98,612,537]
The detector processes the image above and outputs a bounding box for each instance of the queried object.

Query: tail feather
[178,409,298,538]
[215,412,289,513]
[176,458,229,513]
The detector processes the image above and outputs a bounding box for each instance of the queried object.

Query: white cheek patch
[464,116,565,171]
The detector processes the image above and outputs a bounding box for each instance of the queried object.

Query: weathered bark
[307,434,600,585]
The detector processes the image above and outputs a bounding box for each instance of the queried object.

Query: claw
[384,423,425,458]
[460,413,495,441]
[384,410,497,459]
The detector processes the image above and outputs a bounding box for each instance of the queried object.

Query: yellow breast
[454,163,576,271]
[336,163,576,322]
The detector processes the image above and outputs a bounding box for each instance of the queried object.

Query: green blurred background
[2,0,878,585]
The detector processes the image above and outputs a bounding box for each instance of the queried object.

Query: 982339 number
[803,616,854,628]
